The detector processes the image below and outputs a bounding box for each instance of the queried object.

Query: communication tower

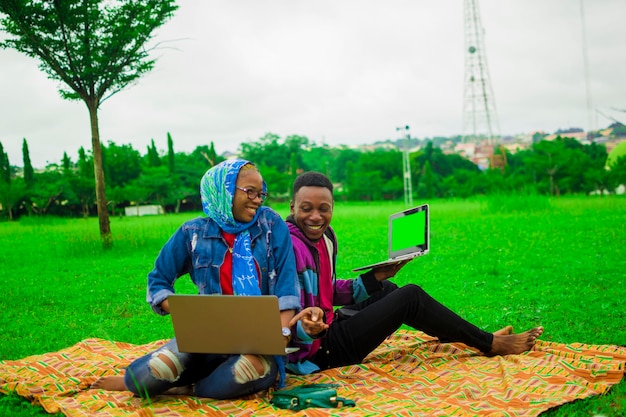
[462,0,501,145]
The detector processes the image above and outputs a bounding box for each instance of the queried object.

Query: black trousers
[311,281,493,370]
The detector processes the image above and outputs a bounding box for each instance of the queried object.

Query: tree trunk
[87,100,112,249]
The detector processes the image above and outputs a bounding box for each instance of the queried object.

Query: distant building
[454,142,494,170]
[124,205,164,216]
[544,131,588,142]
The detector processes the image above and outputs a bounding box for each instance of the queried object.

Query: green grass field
[1,195,625,416]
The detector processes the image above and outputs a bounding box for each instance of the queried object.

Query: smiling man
[285,171,543,375]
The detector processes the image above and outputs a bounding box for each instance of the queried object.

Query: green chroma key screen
[390,208,427,252]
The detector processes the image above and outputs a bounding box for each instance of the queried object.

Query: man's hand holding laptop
[372,259,411,282]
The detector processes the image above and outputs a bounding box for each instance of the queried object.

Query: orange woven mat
[1,330,625,416]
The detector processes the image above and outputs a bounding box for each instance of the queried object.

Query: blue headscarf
[200,159,267,296]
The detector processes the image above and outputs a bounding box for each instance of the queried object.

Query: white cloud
[1,0,624,167]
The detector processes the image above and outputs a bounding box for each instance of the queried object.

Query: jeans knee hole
[148,349,184,382]
[233,355,270,384]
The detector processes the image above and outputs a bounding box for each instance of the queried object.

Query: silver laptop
[168,294,297,355]
[353,204,429,271]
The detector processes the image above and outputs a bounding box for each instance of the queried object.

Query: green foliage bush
[2,135,625,220]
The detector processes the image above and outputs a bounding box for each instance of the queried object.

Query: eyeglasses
[236,186,268,202]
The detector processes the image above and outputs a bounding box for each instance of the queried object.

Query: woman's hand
[289,307,329,337]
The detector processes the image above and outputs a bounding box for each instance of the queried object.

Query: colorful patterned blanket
[1,330,625,416]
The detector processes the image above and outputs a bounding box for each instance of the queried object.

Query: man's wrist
[361,270,383,294]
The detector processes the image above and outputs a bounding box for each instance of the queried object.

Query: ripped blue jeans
[123,338,278,399]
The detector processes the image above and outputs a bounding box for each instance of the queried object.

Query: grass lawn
[1,195,625,416]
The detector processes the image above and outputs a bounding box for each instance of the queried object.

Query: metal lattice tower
[462,0,501,145]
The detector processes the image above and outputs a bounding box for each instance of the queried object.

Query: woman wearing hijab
[92,159,300,399]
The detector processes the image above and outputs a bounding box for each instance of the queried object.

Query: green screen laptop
[353,204,429,272]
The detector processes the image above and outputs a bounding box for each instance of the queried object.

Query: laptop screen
[389,204,429,257]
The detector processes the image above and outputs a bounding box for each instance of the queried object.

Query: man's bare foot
[488,326,544,356]
[91,376,127,391]
[493,325,513,336]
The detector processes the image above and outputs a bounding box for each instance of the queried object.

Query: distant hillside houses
[442,126,624,170]
[359,124,625,170]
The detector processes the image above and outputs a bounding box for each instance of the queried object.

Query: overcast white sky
[1,0,625,168]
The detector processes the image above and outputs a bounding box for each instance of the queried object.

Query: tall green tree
[0,141,10,185]
[0,0,177,248]
[77,146,92,178]
[0,142,21,220]
[22,138,34,187]
[59,150,90,217]
[62,152,72,176]
[167,132,175,174]
[146,139,161,167]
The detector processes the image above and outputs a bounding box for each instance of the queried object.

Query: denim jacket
[147,207,301,315]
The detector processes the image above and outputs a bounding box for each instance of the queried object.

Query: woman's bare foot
[165,385,194,396]
[91,376,194,396]
[493,325,514,336]
[488,326,544,356]
[91,376,127,391]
